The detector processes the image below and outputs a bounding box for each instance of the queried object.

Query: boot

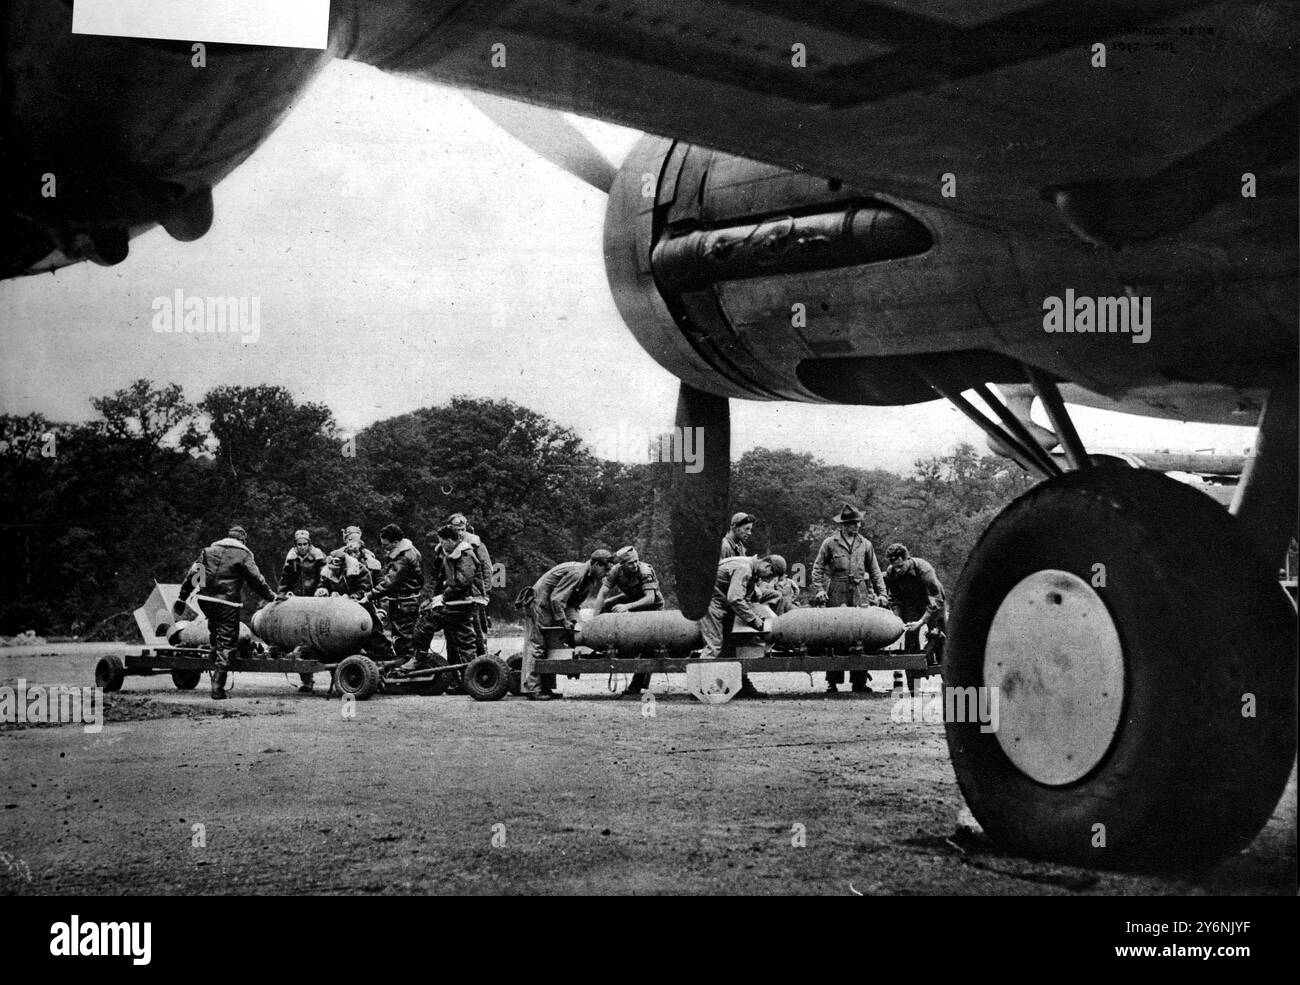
[396,654,434,676]
[211,647,234,699]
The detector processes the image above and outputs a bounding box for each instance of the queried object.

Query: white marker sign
[72,1,330,50]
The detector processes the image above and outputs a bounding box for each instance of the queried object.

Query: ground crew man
[590,546,665,698]
[278,529,329,693]
[175,524,278,700]
[331,526,383,576]
[317,551,395,666]
[812,504,888,693]
[402,525,482,675]
[520,549,613,701]
[884,543,947,654]
[770,571,801,614]
[448,512,492,658]
[720,512,755,559]
[319,550,363,597]
[362,523,424,665]
[279,530,328,596]
[333,527,385,628]
[699,553,786,699]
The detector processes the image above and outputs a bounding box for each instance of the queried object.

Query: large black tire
[171,669,202,690]
[464,655,510,702]
[335,654,381,701]
[506,653,523,696]
[945,468,1296,874]
[94,655,125,692]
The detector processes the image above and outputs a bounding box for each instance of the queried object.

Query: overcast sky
[0,59,1256,473]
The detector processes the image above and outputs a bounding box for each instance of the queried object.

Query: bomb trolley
[506,607,944,697]
[97,589,515,701]
[93,643,514,701]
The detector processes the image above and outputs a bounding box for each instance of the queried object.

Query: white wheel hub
[984,570,1125,785]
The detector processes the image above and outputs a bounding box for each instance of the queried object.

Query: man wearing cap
[447,512,493,658]
[520,550,614,700]
[318,549,395,666]
[279,530,328,596]
[699,553,787,699]
[401,525,484,675]
[812,504,888,693]
[362,523,425,666]
[278,529,330,693]
[590,546,666,698]
[720,513,755,559]
[175,524,280,700]
[883,543,947,654]
[332,525,382,576]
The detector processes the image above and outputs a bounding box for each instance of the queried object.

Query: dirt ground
[0,643,1294,895]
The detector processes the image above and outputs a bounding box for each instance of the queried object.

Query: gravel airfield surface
[1,644,1294,895]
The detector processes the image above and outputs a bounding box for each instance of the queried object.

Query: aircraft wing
[342,0,1299,236]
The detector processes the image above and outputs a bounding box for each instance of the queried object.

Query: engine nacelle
[595,133,1170,405]
[602,136,1054,406]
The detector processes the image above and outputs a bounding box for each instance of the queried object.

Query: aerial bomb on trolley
[575,607,904,653]
[576,611,704,654]
[167,617,254,649]
[249,596,375,658]
[768,607,903,650]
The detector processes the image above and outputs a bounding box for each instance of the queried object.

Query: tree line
[0,380,1035,636]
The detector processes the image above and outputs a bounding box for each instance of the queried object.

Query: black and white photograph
[1,0,1296,914]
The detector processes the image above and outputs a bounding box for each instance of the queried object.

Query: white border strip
[72,1,330,50]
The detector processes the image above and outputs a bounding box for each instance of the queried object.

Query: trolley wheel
[171,669,202,690]
[506,653,523,696]
[464,655,510,702]
[335,654,381,700]
[94,655,125,692]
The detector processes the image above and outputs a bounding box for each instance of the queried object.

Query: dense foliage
[0,380,1035,636]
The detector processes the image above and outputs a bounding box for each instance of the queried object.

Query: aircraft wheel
[506,653,523,696]
[335,655,381,701]
[94,655,125,692]
[171,669,202,690]
[945,468,1296,873]
[464,655,510,702]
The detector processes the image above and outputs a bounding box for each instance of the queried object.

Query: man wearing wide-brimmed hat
[811,504,887,693]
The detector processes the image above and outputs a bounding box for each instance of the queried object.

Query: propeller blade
[466,92,617,193]
[669,382,730,620]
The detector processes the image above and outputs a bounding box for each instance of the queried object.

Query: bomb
[167,617,253,648]
[577,610,704,654]
[249,596,374,658]
[768,607,903,651]
[575,606,903,653]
